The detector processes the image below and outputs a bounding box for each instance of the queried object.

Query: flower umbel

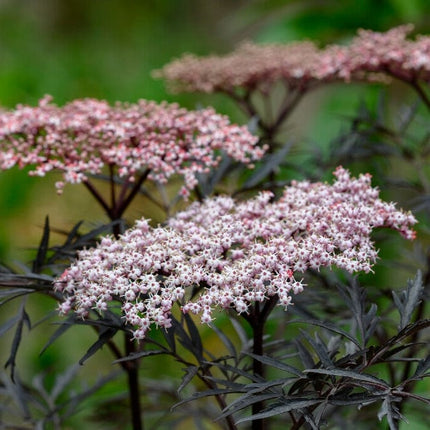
[342,24,430,83]
[55,167,416,340]
[154,41,341,94]
[156,25,430,94]
[0,96,263,195]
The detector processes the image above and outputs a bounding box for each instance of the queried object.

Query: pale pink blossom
[0,96,263,194]
[55,167,416,340]
[335,25,430,83]
[154,41,341,94]
[156,25,430,95]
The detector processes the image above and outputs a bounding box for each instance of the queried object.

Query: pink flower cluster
[154,41,331,93]
[325,24,430,82]
[0,96,263,195]
[155,25,430,94]
[55,167,416,340]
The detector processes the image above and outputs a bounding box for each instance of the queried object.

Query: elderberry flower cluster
[0,96,262,195]
[55,167,416,340]
[327,24,430,82]
[156,25,430,94]
[154,41,340,94]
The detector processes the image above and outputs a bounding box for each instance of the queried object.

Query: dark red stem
[125,333,143,430]
[243,296,279,430]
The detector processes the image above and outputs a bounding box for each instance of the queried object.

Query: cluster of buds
[0,96,263,196]
[154,41,332,93]
[156,25,430,94]
[55,167,416,340]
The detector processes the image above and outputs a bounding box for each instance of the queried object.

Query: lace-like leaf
[392,271,424,330]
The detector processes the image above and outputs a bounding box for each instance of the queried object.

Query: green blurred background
[0,1,429,428]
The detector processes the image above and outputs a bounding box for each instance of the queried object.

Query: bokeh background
[1,1,429,428]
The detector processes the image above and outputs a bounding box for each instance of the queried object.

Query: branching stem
[242,296,279,430]
[125,333,143,430]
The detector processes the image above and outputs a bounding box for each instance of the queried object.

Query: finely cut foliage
[55,167,416,340]
[0,96,263,196]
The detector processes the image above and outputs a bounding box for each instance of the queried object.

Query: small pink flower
[55,167,416,339]
[0,97,263,195]
[156,25,430,96]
